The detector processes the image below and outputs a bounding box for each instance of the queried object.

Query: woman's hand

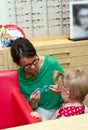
[50,85,61,95]
[28,91,40,108]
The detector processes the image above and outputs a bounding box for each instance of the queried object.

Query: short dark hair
[11,37,36,65]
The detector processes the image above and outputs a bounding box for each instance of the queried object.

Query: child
[30,68,88,121]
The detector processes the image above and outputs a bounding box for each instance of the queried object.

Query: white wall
[0,0,8,25]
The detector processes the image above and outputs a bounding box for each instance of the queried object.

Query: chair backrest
[0,70,39,129]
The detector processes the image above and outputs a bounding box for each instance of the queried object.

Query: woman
[10,37,64,119]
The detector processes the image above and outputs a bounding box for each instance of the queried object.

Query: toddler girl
[30,68,88,121]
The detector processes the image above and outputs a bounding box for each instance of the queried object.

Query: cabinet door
[0,49,8,70]
[67,44,88,73]
[70,45,88,57]
[37,46,70,68]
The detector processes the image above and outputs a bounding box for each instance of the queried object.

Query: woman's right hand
[28,91,40,108]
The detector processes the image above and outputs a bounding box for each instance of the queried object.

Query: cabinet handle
[61,61,70,65]
[49,51,70,56]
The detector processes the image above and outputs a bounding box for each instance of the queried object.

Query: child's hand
[50,85,61,95]
[30,111,42,121]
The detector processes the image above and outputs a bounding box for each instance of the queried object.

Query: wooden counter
[4,113,88,130]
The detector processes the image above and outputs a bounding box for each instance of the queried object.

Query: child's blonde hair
[54,68,88,102]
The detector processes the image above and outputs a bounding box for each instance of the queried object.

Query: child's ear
[66,90,70,98]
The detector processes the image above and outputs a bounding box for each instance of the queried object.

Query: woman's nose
[30,64,36,69]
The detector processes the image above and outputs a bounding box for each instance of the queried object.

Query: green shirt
[18,55,64,110]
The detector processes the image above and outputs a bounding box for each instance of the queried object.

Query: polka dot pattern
[58,105,85,117]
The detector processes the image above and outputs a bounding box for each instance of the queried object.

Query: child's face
[58,79,69,102]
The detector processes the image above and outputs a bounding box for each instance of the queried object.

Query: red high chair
[0,70,40,129]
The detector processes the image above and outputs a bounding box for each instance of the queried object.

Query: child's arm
[50,85,61,95]
[30,111,42,122]
[84,105,88,113]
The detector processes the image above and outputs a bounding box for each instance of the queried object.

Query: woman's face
[78,8,88,29]
[19,55,39,76]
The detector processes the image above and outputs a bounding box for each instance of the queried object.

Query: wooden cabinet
[30,35,88,74]
[0,35,88,106]
[0,35,88,73]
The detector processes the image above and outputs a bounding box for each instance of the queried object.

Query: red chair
[0,70,40,129]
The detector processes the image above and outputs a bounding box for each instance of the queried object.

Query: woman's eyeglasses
[23,56,39,69]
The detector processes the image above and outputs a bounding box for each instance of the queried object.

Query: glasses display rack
[7,0,85,38]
